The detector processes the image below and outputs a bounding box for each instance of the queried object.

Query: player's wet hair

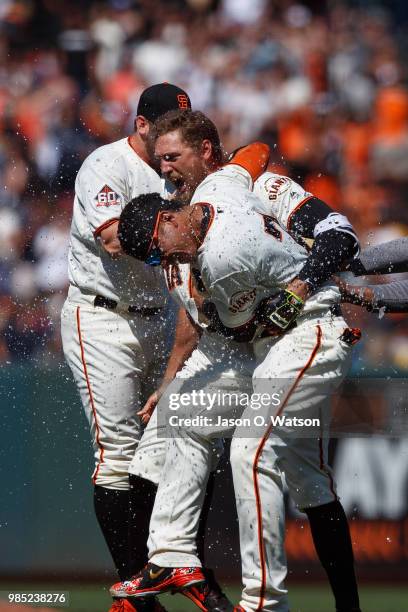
[154,110,224,165]
[118,193,185,261]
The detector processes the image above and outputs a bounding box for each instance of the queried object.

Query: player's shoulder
[78,137,137,177]
[254,171,295,199]
[201,205,259,265]
[191,167,254,210]
[254,171,310,203]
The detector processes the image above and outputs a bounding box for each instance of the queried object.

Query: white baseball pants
[61,294,169,490]
[138,314,354,611]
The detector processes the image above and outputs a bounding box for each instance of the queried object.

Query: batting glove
[256,289,304,332]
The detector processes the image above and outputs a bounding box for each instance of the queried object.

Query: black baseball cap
[118,193,185,263]
[136,83,191,123]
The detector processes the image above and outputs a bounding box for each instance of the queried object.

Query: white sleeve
[220,164,254,190]
[191,165,253,206]
[75,155,132,236]
[253,172,312,230]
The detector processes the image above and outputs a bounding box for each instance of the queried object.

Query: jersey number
[262,215,282,241]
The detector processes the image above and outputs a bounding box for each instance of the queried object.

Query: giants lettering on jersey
[95,185,121,207]
[264,176,291,201]
[229,289,257,314]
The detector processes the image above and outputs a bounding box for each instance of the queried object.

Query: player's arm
[350,237,408,275]
[253,198,360,333]
[226,142,270,184]
[76,156,128,257]
[98,220,122,257]
[138,307,201,423]
[254,175,359,302]
[286,197,360,299]
[338,277,408,313]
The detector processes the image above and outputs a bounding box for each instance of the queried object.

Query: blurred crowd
[1,0,408,369]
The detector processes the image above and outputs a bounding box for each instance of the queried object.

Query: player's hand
[138,390,162,424]
[335,276,374,309]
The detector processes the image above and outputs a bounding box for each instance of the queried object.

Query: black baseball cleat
[110,562,205,598]
[181,568,234,611]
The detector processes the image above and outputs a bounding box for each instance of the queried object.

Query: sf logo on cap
[177,94,189,109]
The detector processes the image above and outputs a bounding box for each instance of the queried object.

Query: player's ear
[135,115,150,136]
[201,139,213,161]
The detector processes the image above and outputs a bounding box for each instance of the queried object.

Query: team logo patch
[229,289,257,314]
[177,94,189,109]
[264,176,291,201]
[95,185,121,207]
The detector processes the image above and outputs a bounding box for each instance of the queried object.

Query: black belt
[94,295,162,316]
[330,303,342,317]
[259,304,342,339]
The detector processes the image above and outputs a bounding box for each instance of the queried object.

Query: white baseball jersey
[195,203,338,330]
[165,166,339,330]
[68,137,166,306]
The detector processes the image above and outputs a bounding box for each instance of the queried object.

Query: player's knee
[93,461,132,490]
[287,475,336,509]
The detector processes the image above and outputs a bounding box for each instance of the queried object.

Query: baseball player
[61,85,231,612]
[111,110,361,612]
[118,143,270,612]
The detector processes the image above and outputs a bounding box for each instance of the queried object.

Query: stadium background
[1,0,408,610]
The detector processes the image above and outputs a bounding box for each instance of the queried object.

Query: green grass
[1,583,407,611]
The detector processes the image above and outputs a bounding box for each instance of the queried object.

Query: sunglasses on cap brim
[145,246,163,266]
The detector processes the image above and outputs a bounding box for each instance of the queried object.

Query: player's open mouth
[168,173,188,195]
[172,176,187,194]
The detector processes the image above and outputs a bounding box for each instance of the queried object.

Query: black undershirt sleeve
[290,197,359,292]
[297,230,358,292]
[289,197,334,239]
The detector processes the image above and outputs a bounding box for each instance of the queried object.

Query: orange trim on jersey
[127,135,134,152]
[227,142,270,182]
[252,324,322,611]
[146,210,163,258]
[286,195,314,232]
[76,306,104,484]
[188,269,193,298]
[93,217,120,238]
[194,202,215,243]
